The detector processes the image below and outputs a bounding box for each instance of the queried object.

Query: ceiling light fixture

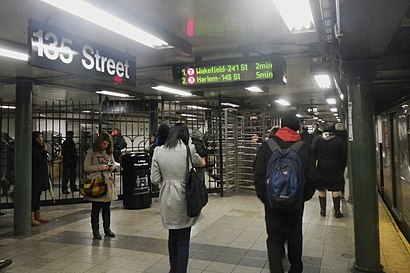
[330,108,338,112]
[326,98,336,104]
[272,0,315,33]
[0,47,29,61]
[221,102,240,108]
[314,75,332,89]
[0,105,16,109]
[275,99,290,106]
[151,85,192,97]
[187,105,210,110]
[40,0,170,49]
[245,86,264,93]
[96,90,130,97]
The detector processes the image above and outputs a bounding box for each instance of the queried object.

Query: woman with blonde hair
[84,132,119,239]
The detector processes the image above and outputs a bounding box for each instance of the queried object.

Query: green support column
[14,78,33,236]
[349,81,383,272]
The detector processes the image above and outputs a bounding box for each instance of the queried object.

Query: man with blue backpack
[254,112,317,273]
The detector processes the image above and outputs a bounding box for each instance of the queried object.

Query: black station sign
[28,19,136,86]
[172,55,286,87]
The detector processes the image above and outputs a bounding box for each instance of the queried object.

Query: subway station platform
[0,191,409,273]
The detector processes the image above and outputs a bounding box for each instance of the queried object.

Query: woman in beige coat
[84,132,119,239]
[150,123,202,273]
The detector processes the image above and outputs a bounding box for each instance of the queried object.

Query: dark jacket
[192,137,208,158]
[61,138,78,164]
[254,127,317,205]
[32,142,50,193]
[313,134,347,184]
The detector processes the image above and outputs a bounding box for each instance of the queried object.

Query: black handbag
[185,145,208,217]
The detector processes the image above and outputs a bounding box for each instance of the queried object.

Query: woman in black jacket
[313,124,347,218]
[31,131,50,226]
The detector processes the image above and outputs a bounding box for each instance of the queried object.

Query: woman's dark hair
[164,123,189,148]
[156,121,171,146]
[32,131,42,143]
[93,132,114,155]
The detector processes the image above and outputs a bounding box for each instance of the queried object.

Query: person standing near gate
[253,112,317,273]
[61,131,79,194]
[31,131,50,226]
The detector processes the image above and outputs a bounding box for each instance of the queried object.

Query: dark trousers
[264,205,304,273]
[168,227,191,273]
[62,163,77,190]
[31,190,42,211]
[91,202,111,233]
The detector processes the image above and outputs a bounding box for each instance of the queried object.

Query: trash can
[121,152,152,209]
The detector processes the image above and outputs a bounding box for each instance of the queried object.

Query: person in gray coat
[84,132,119,239]
[150,123,202,273]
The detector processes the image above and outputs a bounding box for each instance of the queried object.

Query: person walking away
[299,125,313,147]
[31,131,50,226]
[149,122,171,192]
[190,130,208,182]
[313,124,347,218]
[150,123,202,273]
[84,132,119,239]
[61,131,79,194]
[253,113,317,273]
[111,128,127,163]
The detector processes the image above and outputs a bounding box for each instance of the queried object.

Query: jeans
[168,227,191,273]
[62,163,77,190]
[264,205,304,273]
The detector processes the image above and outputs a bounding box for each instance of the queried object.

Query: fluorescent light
[275,99,290,106]
[187,105,210,110]
[340,93,344,100]
[40,0,170,49]
[330,108,338,112]
[96,90,130,97]
[151,85,192,97]
[314,75,332,89]
[296,113,302,118]
[273,0,315,33]
[221,102,240,108]
[0,47,29,61]
[0,105,16,109]
[245,86,264,93]
[181,113,196,117]
[326,98,336,104]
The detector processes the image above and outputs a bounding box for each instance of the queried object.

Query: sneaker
[0,259,12,270]
[320,210,326,217]
[62,189,70,194]
[93,233,102,240]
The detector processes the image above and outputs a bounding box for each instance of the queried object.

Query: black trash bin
[121,152,152,209]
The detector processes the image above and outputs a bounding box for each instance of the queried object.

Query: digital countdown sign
[172,55,286,87]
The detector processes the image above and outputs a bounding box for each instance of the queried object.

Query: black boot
[319,196,326,217]
[91,206,102,240]
[102,206,115,237]
[333,196,343,218]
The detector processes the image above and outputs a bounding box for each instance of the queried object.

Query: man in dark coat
[61,131,79,194]
[111,128,127,163]
[254,112,317,273]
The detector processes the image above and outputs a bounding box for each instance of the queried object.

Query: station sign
[172,55,286,87]
[28,19,136,87]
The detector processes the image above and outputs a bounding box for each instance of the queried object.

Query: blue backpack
[265,139,305,209]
